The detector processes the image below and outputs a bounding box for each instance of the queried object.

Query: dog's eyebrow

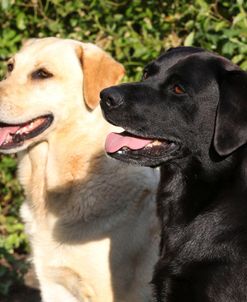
[7,57,15,64]
[143,62,160,77]
[7,58,15,65]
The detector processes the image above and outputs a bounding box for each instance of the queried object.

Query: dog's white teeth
[3,133,12,144]
[152,140,162,146]
[17,126,29,134]
[117,150,123,154]
[147,140,162,148]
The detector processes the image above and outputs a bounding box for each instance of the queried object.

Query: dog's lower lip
[0,114,53,150]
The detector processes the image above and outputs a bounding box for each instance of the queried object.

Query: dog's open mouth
[0,115,53,150]
[105,131,177,166]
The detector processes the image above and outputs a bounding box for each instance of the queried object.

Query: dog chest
[22,208,114,301]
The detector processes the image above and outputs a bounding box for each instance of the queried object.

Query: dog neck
[157,151,246,229]
[17,114,115,221]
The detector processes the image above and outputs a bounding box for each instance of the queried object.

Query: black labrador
[100,47,247,302]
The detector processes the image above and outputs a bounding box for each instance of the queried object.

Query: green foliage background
[0,0,247,296]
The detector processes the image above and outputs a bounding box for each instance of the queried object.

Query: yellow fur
[0,38,159,302]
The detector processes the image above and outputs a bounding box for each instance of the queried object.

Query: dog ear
[214,70,247,156]
[77,43,125,110]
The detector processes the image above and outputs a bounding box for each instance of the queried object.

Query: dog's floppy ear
[214,69,247,156]
[77,43,125,110]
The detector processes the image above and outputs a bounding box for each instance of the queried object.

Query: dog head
[0,37,124,154]
[100,47,247,168]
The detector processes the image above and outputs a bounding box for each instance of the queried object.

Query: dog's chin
[0,114,54,154]
[105,132,179,167]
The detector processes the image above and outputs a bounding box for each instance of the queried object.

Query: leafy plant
[0,0,246,296]
[0,155,28,296]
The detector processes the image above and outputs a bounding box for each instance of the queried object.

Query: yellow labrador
[0,38,159,302]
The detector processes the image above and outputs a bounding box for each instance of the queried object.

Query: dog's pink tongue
[0,126,20,145]
[105,132,152,153]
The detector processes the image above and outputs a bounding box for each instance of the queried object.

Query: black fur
[100,47,247,302]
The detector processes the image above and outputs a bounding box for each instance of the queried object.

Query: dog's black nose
[100,87,123,109]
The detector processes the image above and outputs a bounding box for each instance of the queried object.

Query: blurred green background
[0,0,247,297]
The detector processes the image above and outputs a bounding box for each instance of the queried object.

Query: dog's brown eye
[32,68,53,80]
[173,84,185,95]
[7,63,14,73]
